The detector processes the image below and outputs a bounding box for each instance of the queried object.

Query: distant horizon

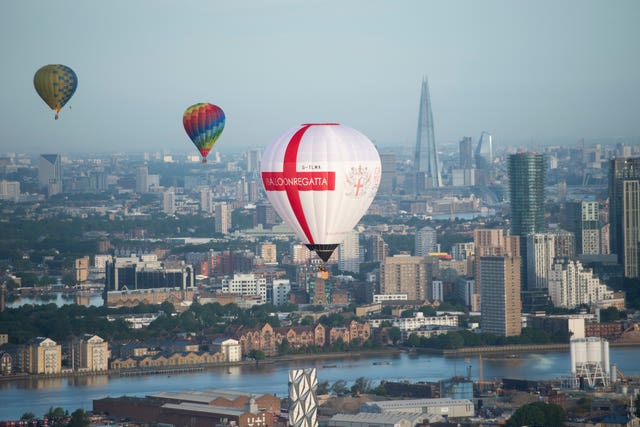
[1,134,638,158]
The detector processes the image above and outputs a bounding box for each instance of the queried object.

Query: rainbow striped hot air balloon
[183,103,225,163]
[34,64,78,120]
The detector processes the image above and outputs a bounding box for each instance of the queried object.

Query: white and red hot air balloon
[261,123,381,262]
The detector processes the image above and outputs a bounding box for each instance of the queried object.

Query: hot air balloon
[183,103,225,163]
[261,123,381,262]
[33,64,78,120]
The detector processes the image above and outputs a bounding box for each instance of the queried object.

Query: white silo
[570,337,610,389]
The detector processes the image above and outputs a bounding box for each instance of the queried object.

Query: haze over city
[1,0,639,155]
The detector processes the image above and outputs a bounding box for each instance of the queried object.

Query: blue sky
[1,0,639,155]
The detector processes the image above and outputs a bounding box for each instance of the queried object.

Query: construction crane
[616,367,627,384]
[477,354,495,394]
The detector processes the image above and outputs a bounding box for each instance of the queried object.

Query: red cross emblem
[261,124,337,244]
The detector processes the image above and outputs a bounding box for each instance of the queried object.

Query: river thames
[1,347,639,420]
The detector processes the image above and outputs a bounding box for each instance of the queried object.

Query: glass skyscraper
[414,77,441,190]
[508,152,546,291]
[609,157,640,278]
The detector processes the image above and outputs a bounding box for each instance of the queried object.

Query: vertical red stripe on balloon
[283,124,315,244]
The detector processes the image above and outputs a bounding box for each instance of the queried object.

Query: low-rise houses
[231,320,371,357]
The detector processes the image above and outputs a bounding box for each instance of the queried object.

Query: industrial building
[359,397,474,419]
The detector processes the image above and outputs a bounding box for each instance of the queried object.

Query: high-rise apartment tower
[609,157,640,278]
[508,152,546,288]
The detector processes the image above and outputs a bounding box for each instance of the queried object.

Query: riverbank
[0,347,404,383]
[3,342,637,384]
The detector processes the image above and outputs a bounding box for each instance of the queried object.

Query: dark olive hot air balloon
[34,64,78,120]
[183,103,226,163]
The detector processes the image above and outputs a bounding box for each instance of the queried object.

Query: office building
[415,226,438,256]
[508,152,546,289]
[163,189,176,215]
[338,229,360,273]
[246,149,261,173]
[608,157,640,277]
[105,255,195,291]
[452,136,475,187]
[566,201,600,255]
[75,256,90,283]
[39,154,62,196]
[135,164,148,193]
[414,77,441,190]
[367,234,388,263]
[221,273,267,303]
[378,152,397,194]
[475,132,494,185]
[459,136,473,169]
[0,180,20,202]
[214,202,232,234]
[200,187,213,214]
[260,242,277,265]
[256,203,278,227]
[480,254,522,337]
[270,279,291,306]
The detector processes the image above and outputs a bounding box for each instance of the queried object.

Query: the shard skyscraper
[414,77,441,189]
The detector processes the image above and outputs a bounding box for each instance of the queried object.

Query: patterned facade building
[289,368,318,427]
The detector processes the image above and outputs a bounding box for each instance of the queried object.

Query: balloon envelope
[33,64,78,119]
[261,123,381,262]
[183,103,225,163]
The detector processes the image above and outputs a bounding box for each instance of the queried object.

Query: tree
[388,327,402,345]
[20,412,36,421]
[316,380,330,395]
[507,402,566,427]
[599,306,622,322]
[635,393,640,418]
[352,377,372,394]
[68,409,90,427]
[407,333,421,348]
[249,350,266,361]
[330,379,348,396]
[277,338,291,355]
[300,315,315,326]
[45,406,66,420]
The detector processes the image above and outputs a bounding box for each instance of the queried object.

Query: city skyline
[0,1,639,155]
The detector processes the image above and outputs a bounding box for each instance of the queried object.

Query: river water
[1,347,639,421]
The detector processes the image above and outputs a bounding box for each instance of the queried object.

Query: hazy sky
[1,0,639,155]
